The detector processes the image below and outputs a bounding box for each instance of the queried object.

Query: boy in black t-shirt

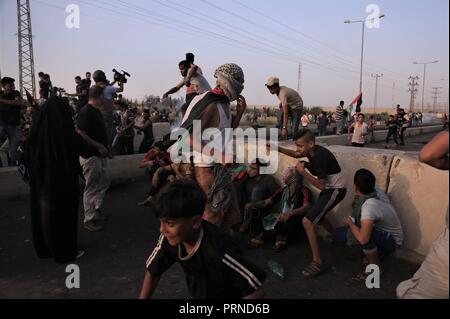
[140,179,266,299]
[278,130,347,278]
[385,115,399,149]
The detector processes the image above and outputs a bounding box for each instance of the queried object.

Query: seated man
[271,168,311,252]
[335,169,404,281]
[241,160,282,248]
[139,142,171,177]
[140,179,266,299]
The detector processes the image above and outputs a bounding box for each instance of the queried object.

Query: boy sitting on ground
[270,168,311,252]
[139,179,266,299]
[139,142,171,177]
[335,169,404,281]
[240,160,282,248]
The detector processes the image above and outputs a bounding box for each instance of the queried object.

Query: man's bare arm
[139,272,161,299]
[419,131,449,170]
[277,146,302,158]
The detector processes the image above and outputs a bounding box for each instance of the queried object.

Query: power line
[231,0,412,82]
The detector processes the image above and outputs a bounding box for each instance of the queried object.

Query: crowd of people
[0,50,448,300]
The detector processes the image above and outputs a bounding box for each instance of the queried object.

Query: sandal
[272,241,287,253]
[302,261,327,278]
[248,238,264,249]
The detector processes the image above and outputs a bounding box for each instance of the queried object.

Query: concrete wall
[274,145,448,263]
[388,155,449,257]
[0,154,147,201]
[315,124,443,146]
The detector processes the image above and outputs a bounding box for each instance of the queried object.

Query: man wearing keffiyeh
[171,63,247,232]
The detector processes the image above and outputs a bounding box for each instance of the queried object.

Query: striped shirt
[335,106,345,121]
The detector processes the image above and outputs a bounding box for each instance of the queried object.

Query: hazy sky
[1,0,449,109]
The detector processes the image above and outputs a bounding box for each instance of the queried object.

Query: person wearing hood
[27,96,84,263]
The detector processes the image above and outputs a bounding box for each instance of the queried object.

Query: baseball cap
[265,76,280,87]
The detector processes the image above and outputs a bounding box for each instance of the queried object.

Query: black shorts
[305,188,347,225]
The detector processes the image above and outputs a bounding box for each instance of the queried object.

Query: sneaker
[76,250,85,259]
[84,221,103,232]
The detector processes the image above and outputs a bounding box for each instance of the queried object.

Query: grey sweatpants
[80,156,111,223]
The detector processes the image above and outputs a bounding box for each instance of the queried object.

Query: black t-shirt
[39,79,51,98]
[146,222,266,299]
[76,104,108,158]
[76,82,89,108]
[0,90,22,126]
[142,120,154,141]
[387,118,398,130]
[306,145,345,189]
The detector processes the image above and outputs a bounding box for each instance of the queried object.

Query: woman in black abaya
[27,96,83,263]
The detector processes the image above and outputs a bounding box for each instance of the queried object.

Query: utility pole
[371,73,383,114]
[17,0,36,98]
[413,60,439,113]
[408,76,420,112]
[391,82,396,108]
[431,87,442,113]
[297,63,302,95]
[441,79,449,113]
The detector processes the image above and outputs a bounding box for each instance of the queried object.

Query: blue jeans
[334,226,397,255]
[336,120,344,135]
[0,124,20,167]
[101,111,115,150]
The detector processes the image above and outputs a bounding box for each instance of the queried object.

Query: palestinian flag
[348,93,363,115]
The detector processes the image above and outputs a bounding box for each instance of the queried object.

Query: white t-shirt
[352,122,368,144]
[361,198,404,246]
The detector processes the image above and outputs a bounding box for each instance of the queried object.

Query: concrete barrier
[0,154,147,201]
[387,155,449,257]
[274,145,448,263]
[316,125,443,146]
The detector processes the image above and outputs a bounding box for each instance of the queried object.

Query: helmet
[93,70,107,83]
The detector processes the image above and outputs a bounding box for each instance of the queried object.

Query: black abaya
[27,97,82,263]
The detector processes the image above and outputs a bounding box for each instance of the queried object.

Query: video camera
[112,69,131,84]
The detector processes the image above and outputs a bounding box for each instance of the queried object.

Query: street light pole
[345,14,385,98]
[359,22,366,94]
[414,60,439,113]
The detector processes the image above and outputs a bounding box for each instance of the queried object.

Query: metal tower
[17,0,36,97]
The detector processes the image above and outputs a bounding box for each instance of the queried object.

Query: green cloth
[346,192,378,246]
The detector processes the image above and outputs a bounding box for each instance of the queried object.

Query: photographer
[65,76,89,113]
[92,70,124,151]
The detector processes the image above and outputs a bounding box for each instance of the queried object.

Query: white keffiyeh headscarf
[214,63,245,102]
